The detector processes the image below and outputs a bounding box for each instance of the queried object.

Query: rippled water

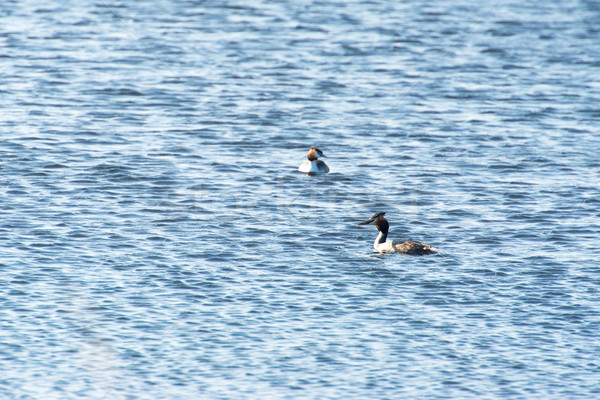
[2,1,600,399]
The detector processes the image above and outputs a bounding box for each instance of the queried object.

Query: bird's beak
[358,218,374,225]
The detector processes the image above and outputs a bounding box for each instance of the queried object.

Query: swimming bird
[358,211,437,255]
[298,147,329,175]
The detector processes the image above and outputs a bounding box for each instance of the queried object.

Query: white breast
[374,240,396,253]
[299,160,327,174]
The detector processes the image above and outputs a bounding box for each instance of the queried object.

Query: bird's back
[393,241,437,255]
[316,160,329,173]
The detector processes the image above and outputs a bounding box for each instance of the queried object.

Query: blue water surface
[1,1,599,399]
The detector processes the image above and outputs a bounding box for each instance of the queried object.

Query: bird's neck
[375,220,389,244]
[374,231,388,247]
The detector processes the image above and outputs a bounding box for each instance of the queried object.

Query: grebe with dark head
[358,211,437,255]
[298,147,329,175]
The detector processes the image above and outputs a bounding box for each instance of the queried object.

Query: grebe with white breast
[358,212,437,255]
[298,147,329,175]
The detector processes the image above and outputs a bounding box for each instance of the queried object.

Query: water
[1,0,600,399]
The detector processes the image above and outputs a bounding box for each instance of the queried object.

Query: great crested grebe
[358,211,437,255]
[298,147,329,175]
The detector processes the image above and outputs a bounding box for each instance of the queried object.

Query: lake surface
[1,0,600,399]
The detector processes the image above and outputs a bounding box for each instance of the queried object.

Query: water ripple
[1,0,600,399]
